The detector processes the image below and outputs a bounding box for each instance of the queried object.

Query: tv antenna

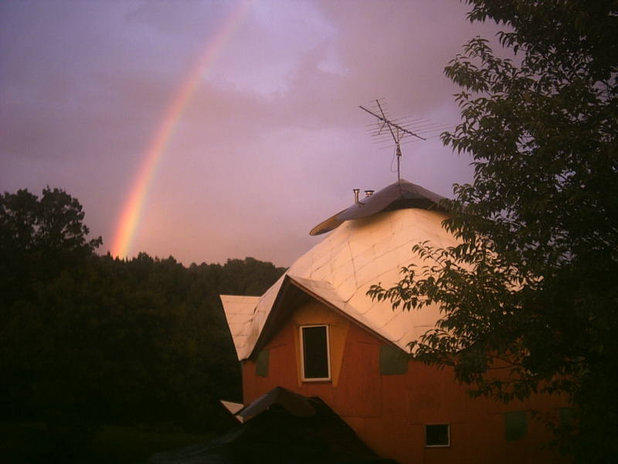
[360,99,426,182]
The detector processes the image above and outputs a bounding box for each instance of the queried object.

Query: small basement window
[300,325,330,381]
[425,424,450,447]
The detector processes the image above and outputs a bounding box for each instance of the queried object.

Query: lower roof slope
[221,206,458,361]
[150,387,388,464]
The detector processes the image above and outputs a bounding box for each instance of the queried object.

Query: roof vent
[364,190,375,197]
[353,188,361,204]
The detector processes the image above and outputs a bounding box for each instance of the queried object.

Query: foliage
[1,422,215,464]
[368,1,617,461]
[0,187,102,303]
[0,188,285,462]
[0,187,102,256]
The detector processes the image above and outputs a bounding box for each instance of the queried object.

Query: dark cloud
[1,0,503,265]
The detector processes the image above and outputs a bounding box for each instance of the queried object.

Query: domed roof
[221,204,458,361]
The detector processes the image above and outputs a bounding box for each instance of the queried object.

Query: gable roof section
[220,274,287,360]
[286,276,403,349]
[220,294,262,360]
[220,207,459,361]
[250,275,401,359]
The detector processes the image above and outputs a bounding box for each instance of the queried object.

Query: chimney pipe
[353,188,360,204]
[364,189,375,197]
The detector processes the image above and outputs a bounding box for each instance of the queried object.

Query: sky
[0,0,501,266]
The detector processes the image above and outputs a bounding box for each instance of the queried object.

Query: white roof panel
[219,295,260,359]
[221,208,459,360]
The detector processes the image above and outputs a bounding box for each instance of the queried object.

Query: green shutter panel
[505,411,527,441]
[256,350,269,377]
[559,407,574,426]
[379,344,409,375]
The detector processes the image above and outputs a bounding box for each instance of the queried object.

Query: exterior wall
[242,300,568,464]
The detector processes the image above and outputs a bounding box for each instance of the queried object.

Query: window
[300,325,330,381]
[425,424,450,447]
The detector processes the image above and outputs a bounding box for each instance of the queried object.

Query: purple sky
[0,0,500,266]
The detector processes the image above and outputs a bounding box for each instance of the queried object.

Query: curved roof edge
[309,178,446,236]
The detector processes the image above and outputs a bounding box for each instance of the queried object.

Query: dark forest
[0,187,285,462]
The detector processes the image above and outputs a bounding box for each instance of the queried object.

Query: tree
[0,188,286,461]
[0,187,102,256]
[0,187,102,302]
[368,1,617,461]
[0,188,104,460]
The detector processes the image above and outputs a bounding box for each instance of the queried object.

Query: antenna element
[359,99,426,181]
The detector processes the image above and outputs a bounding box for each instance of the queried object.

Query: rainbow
[110,1,251,258]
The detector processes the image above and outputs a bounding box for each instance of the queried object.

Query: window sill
[301,378,332,383]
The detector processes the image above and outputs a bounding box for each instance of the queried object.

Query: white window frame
[424,423,451,448]
[299,324,331,382]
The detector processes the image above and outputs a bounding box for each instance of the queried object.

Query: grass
[0,421,217,463]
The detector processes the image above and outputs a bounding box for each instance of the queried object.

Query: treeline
[0,188,285,458]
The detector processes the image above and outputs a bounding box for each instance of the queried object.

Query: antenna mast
[360,99,426,181]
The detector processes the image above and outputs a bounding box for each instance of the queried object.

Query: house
[220,179,567,464]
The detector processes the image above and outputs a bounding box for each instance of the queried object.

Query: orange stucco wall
[242,300,568,464]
